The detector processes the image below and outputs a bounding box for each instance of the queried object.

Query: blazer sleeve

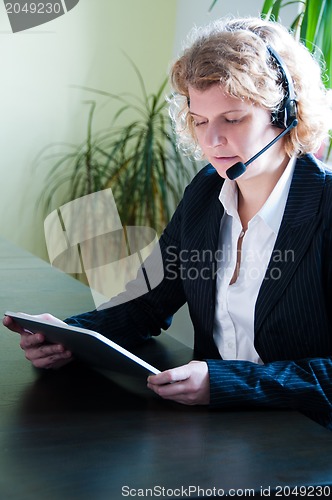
[63,164,222,348]
[206,357,332,428]
[64,188,190,348]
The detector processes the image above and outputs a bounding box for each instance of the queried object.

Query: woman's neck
[236,155,289,230]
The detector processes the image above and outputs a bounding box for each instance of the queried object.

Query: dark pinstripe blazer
[67,153,332,428]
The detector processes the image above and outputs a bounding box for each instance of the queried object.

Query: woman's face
[188,85,288,181]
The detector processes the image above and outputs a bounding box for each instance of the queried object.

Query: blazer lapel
[255,154,326,334]
[202,170,225,339]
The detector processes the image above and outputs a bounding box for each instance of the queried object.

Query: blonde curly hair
[169,17,332,160]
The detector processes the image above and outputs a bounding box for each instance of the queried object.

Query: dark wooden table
[1,236,332,499]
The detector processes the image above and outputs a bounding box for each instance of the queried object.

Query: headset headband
[267,45,298,129]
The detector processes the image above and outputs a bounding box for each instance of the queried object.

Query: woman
[4,17,332,427]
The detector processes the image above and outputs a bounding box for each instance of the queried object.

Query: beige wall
[0,0,177,260]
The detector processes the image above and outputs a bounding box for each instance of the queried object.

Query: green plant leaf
[261,0,283,19]
[208,0,219,12]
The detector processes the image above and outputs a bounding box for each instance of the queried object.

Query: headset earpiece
[267,46,298,129]
[226,45,298,180]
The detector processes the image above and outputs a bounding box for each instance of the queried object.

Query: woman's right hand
[3,313,73,369]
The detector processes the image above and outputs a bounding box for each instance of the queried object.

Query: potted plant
[37,62,198,235]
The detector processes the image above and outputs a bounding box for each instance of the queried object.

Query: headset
[268,46,298,129]
[226,45,298,180]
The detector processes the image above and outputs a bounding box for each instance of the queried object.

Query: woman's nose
[204,124,227,148]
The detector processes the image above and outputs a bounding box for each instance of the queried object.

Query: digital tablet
[4,311,160,377]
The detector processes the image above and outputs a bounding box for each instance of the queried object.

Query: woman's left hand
[147,360,210,405]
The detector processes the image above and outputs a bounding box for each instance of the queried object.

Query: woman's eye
[225,118,240,124]
[194,121,207,127]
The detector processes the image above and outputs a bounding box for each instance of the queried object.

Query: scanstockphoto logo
[4,0,80,33]
[44,189,164,310]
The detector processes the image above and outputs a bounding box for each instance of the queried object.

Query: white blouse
[213,157,296,364]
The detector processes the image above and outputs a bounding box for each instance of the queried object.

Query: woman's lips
[212,155,238,164]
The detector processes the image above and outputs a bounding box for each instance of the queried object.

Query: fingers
[3,312,72,369]
[20,330,45,349]
[29,313,67,327]
[3,313,66,333]
[147,361,210,405]
[2,315,26,334]
[20,331,72,369]
[148,364,191,386]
